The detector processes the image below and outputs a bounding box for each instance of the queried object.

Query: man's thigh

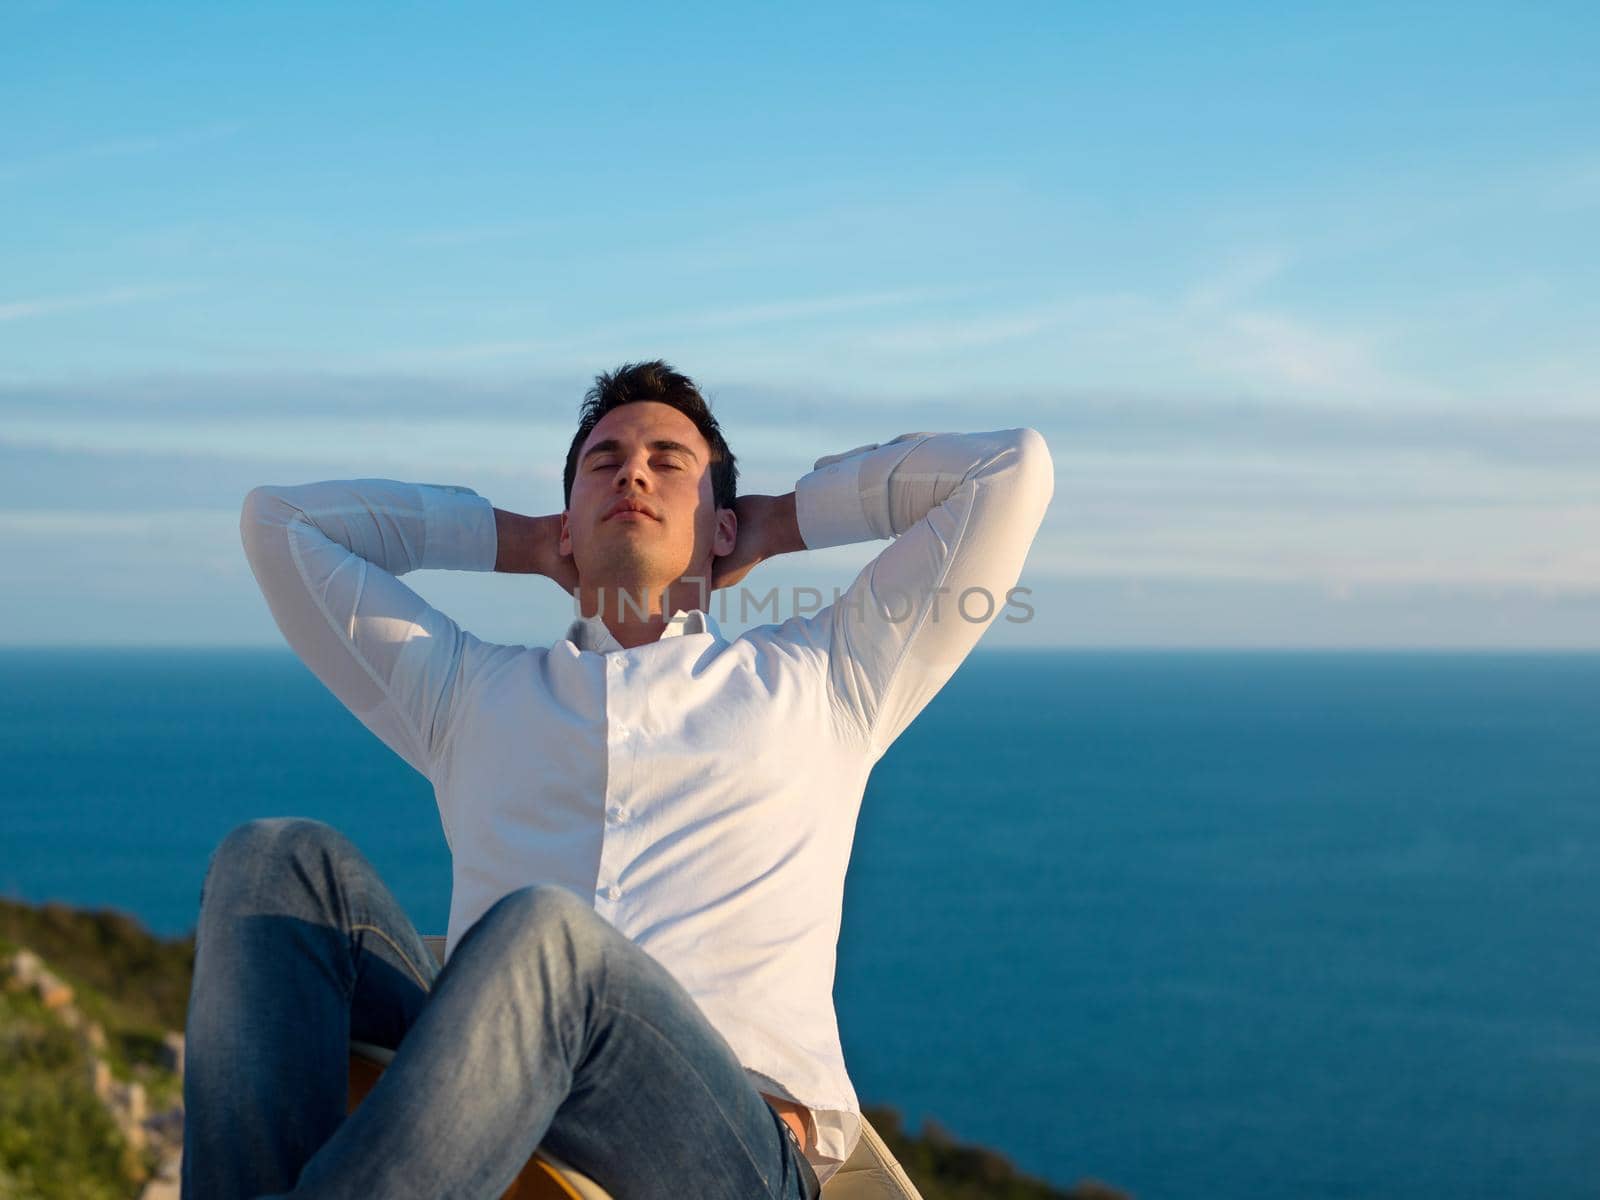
[185,817,445,1199]
[490,888,819,1199]
[195,816,439,1040]
[347,912,439,1054]
[337,881,818,1199]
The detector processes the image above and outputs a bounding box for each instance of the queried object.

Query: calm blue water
[3,646,1599,1198]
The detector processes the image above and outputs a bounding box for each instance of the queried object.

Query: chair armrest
[825,1116,926,1199]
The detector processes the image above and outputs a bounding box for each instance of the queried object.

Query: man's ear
[713,505,737,556]
[558,511,571,558]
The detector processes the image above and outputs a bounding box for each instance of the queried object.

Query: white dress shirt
[239,427,1054,1185]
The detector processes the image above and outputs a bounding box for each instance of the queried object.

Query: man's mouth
[605,501,658,522]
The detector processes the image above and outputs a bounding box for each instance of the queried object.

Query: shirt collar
[562,607,723,654]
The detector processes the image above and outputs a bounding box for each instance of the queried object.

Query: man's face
[559,401,733,592]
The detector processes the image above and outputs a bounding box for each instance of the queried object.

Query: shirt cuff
[794,451,875,550]
[419,484,499,572]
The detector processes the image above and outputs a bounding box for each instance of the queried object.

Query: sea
[2,646,1598,1199]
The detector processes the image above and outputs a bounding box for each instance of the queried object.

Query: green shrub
[0,990,143,1200]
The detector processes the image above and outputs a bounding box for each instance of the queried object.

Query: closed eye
[588,454,688,473]
[591,459,683,471]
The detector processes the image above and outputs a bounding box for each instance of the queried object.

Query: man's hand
[712,493,803,591]
[494,509,579,595]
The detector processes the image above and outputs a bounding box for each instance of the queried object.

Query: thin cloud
[675,287,967,329]
[815,252,1446,405]
[1172,251,1428,398]
[1540,158,1600,213]
[1183,249,1295,309]
[405,220,569,248]
[0,284,201,323]
[0,122,243,183]
[1208,309,1409,397]
[353,286,971,366]
[851,302,1079,353]
[1032,504,1600,594]
[0,509,232,536]
[3,371,1600,469]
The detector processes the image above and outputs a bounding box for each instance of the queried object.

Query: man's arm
[492,507,579,593]
[789,429,1054,758]
[709,493,805,591]
[239,478,502,785]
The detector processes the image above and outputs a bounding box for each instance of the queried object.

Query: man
[187,360,1054,1199]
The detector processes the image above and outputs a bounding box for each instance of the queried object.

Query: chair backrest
[416,937,923,1199]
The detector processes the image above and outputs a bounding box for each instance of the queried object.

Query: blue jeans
[182,817,822,1200]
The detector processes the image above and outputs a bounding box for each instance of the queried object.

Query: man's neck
[574,574,710,650]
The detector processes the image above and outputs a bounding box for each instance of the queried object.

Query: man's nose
[611,455,650,489]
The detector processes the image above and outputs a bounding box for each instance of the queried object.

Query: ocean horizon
[3,645,1598,1198]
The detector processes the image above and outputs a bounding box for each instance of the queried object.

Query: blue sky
[2,0,1597,647]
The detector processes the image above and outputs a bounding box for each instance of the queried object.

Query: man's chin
[576,554,701,596]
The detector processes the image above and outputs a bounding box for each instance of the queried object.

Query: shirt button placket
[600,653,629,912]
[601,659,630,908]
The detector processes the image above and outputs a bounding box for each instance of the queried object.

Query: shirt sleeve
[793,429,1054,757]
[239,478,501,786]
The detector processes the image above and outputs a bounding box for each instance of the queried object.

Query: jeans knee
[494,881,589,925]
[201,817,351,911]
[210,816,343,872]
[482,884,609,962]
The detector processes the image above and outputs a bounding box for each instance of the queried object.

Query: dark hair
[563,360,738,511]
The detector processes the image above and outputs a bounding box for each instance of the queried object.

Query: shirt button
[614,724,630,738]
[607,806,627,824]
[608,658,623,672]
[605,884,622,901]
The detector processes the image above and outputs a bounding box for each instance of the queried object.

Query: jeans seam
[596,1001,781,1196]
[350,923,434,993]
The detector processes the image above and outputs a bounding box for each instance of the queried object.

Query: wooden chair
[347,936,924,1199]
